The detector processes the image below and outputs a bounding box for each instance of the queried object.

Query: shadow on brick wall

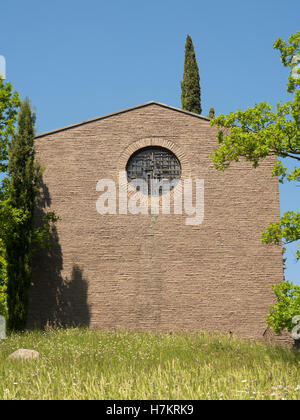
[27,177,90,329]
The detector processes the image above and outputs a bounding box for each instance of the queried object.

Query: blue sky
[1,0,299,283]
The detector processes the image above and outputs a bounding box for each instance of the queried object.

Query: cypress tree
[208,107,215,119]
[6,98,40,331]
[181,35,202,114]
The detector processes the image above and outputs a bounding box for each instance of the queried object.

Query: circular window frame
[118,138,191,203]
[126,146,182,196]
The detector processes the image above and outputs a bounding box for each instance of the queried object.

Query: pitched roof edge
[35,101,211,138]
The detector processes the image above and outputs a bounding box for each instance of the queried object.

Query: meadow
[0,328,300,400]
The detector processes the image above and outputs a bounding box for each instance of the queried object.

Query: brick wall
[28,103,285,342]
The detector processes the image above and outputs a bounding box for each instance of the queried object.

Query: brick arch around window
[118,138,191,202]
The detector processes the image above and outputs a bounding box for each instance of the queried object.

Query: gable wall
[28,104,283,340]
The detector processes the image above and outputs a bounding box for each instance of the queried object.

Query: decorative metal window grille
[126,146,181,195]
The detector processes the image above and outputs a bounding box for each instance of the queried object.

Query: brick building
[28,101,284,341]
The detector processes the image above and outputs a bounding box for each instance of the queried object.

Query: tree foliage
[0,78,20,317]
[5,98,39,330]
[261,211,300,260]
[274,31,300,94]
[181,35,202,115]
[0,78,20,175]
[208,107,215,119]
[0,94,58,329]
[266,281,300,334]
[210,31,300,336]
[0,202,26,317]
[210,31,300,261]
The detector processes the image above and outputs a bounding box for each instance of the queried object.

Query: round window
[126,146,181,196]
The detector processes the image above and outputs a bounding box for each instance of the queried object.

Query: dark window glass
[126,147,181,195]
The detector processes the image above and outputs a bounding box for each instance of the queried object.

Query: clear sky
[1,0,299,283]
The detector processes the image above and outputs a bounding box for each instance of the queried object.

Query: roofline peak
[35,101,210,138]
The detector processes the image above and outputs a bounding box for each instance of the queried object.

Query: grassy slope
[0,328,299,400]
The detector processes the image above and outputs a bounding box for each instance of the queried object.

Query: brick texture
[28,103,287,343]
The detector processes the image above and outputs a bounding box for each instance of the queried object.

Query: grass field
[0,328,300,400]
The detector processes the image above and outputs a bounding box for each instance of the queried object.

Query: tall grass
[0,328,299,400]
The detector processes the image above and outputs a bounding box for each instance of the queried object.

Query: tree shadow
[27,177,90,329]
[294,339,300,350]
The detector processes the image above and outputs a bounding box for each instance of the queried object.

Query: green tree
[208,107,215,119]
[181,35,202,114]
[210,32,300,335]
[0,78,20,317]
[0,80,57,326]
[265,281,300,335]
[0,202,25,318]
[0,77,20,185]
[5,98,58,330]
[5,98,42,330]
[211,31,299,259]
